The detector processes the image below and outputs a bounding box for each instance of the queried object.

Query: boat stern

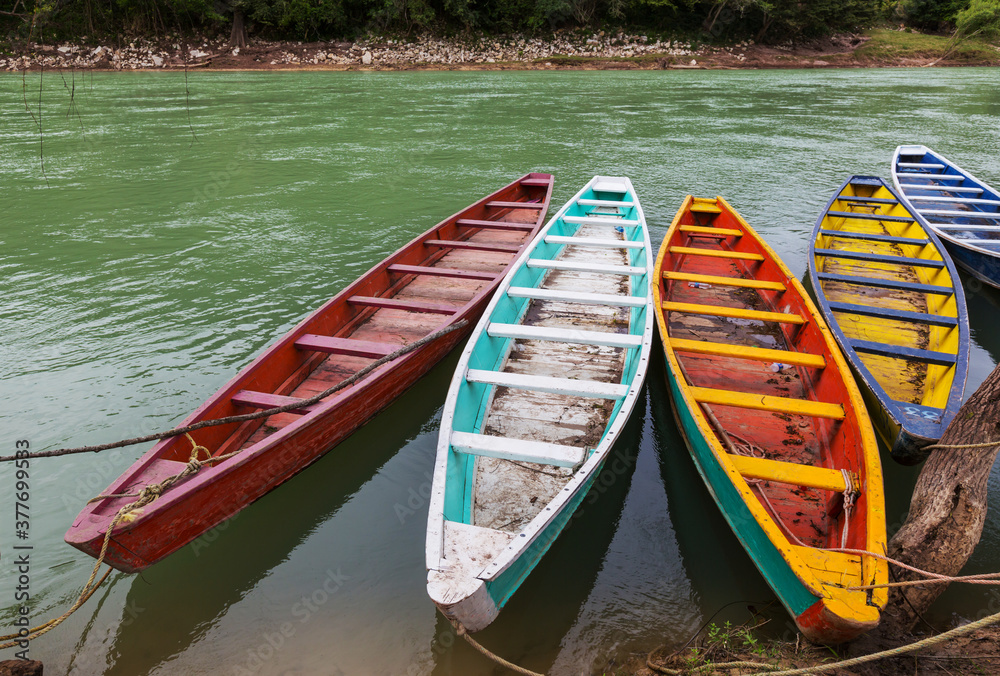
[795,596,881,645]
[426,569,499,633]
[790,546,886,644]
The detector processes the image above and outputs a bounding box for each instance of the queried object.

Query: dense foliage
[0,0,986,44]
[955,0,1000,38]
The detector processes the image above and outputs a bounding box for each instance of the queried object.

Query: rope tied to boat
[0,319,469,463]
[86,434,232,508]
[812,547,1000,591]
[0,434,235,650]
[0,322,471,650]
[449,619,544,676]
[839,469,857,550]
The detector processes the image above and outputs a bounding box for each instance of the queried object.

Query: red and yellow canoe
[653,196,887,644]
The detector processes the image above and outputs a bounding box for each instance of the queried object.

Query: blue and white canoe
[892,145,1000,289]
[425,176,654,631]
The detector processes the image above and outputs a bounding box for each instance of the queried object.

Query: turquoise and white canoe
[425,176,654,631]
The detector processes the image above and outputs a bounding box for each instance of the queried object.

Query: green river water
[2,67,1000,675]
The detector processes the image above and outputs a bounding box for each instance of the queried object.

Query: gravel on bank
[0,31,708,71]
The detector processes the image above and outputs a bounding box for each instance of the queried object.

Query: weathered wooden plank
[729,455,848,492]
[506,286,645,308]
[455,218,537,232]
[526,259,646,276]
[426,239,521,254]
[691,386,845,419]
[669,246,765,262]
[451,431,585,467]
[466,369,628,399]
[679,225,742,237]
[829,301,958,327]
[576,198,634,208]
[387,264,498,281]
[898,184,982,194]
[487,323,639,348]
[231,390,317,415]
[347,296,461,315]
[487,200,545,209]
[662,301,805,324]
[563,215,641,228]
[662,270,785,291]
[543,235,643,249]
[670,337,826,368]
[294,334,398,358]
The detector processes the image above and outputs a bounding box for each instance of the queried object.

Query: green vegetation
[956,0,1000,39]
[856,26,999,61]
[0,0,996,52]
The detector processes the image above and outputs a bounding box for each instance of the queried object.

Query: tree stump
[878,363,1000,634]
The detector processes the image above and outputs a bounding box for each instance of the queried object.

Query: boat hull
[67,174,555,571]
[655,195,886,644]
[663,366,821,635]
[426,176,654,631]
[432,459,605,631]
[892,145,1000,290]
[808,175,969,465]
[67,324,468,572]
[943,239,1000,290]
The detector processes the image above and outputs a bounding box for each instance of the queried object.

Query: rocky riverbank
[0,32,700,71]
[1,29,997,72]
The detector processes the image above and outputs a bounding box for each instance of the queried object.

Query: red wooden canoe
[65,174,554,572]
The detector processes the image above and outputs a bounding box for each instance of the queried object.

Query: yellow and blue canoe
[808,175,969,465]
[655,196,887,644]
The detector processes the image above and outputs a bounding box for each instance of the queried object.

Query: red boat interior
[659,197,869,551]
[153,176,552,466]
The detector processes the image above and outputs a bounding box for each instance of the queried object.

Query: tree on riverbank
[0,0,947,48]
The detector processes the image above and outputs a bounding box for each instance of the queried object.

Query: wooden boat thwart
[426,176,653,631]
[809,175,968,465]
[66,173,554,572]
[654,196,887,644]
[893,145,1000,289]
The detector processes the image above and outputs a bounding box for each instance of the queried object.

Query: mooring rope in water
[0,319,468,463]
[451,620,544,676]
[0,435,225,649]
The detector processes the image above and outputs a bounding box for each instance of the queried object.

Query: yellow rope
[0,435,229,650]
[451,620,544,676]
